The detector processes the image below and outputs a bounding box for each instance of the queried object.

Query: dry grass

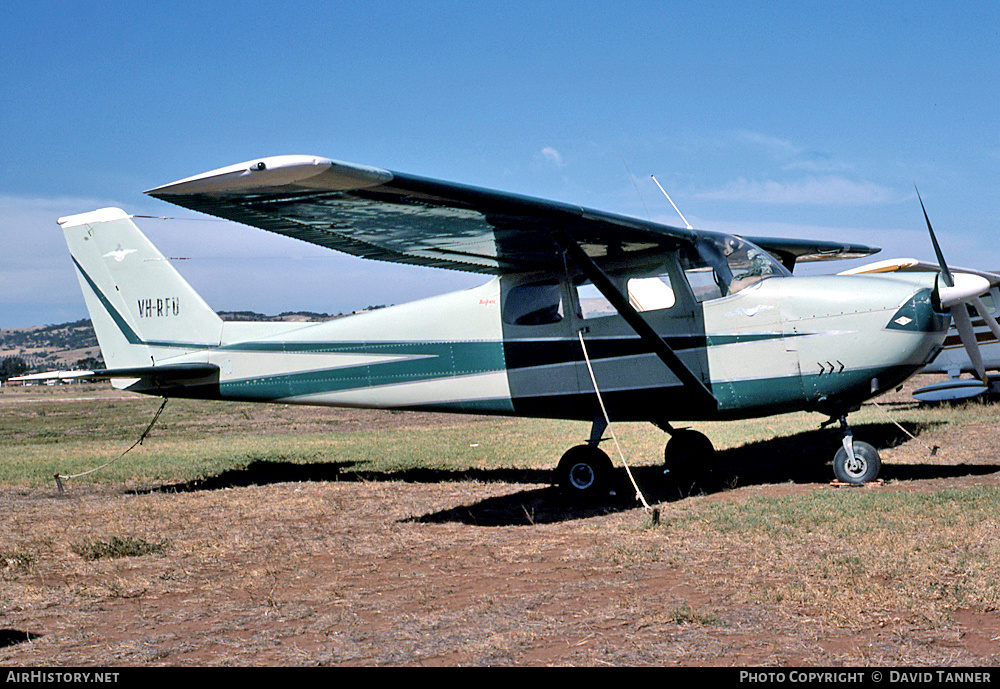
[1,377,1000,666]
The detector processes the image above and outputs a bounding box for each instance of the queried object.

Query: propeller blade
[916,186,954,288]
[915,188,989,382]
[952,304,987,381]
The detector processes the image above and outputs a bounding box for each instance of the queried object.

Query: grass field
[2,379,985,486]
[2,379,1000,665]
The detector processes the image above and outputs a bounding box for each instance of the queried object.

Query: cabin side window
[627,275,676,312]
[575,273,677,319]
[502,282,564,325]
[681,265,725,302]
[576,283,617,319]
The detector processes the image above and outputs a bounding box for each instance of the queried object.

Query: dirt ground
[2,380,1000,667]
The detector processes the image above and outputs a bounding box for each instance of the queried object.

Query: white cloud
[694,176,900,205]
[540,146,564,168]
[781,158,852,174]
[736,131,804,157]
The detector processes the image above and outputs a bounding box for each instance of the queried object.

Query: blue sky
[3,1,999,327]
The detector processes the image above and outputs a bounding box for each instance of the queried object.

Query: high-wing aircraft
[841,258,1000,402]
[35,155,995,494]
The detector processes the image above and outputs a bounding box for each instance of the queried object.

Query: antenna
[621,156,651,220]
[651,175,692,230]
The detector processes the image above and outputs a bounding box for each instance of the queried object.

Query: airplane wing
[746,236,882,272]
[147,155,880,274]
[839,257,1000,286]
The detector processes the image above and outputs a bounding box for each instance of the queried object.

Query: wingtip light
[145,155,334,196]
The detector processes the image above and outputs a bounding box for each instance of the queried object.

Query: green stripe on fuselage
[218,340,508,400]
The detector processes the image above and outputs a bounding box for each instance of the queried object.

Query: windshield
[681,235,789,301]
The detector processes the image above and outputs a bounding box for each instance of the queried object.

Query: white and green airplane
[36,155,996,493]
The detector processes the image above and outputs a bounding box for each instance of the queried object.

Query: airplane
[28,154,997,496]
[840,258,1000,402]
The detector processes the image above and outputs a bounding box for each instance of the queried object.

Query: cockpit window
[681,235,789,302]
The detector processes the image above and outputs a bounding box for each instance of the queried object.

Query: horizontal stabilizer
[10,363,219,385]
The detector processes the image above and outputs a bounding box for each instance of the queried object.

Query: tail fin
[59,209,222,370]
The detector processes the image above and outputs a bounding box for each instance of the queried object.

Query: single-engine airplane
[35,155,996,494]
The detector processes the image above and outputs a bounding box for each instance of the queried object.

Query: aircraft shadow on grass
[142,420,1000,526]
[0,629,42,650]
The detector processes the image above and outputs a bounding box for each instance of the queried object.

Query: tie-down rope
[54,398,169,492]
[577,330,653,512]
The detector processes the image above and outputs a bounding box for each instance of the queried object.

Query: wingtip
[145,155,396,197]
[145,155,335,196]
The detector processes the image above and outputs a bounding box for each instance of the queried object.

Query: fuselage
[63,208,948,426]
[140,271,948,425]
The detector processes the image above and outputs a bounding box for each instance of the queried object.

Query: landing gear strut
[831,417,881,485]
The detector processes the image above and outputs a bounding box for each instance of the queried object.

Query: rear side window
[503,282,564,325]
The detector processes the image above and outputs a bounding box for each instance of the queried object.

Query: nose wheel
[831,417,881,485]
[833,440,881,484]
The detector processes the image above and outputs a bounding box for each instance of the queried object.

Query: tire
[832,440,881,485]
[556,445,613,496]
[663,429,716,481]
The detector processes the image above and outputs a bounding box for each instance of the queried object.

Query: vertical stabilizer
[59,209,222,370]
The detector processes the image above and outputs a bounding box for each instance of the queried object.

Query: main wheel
[556,445,613,496]
[832,440,881,485]
[664,429,716,484]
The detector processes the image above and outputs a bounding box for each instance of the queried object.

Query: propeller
[916,188,997,383]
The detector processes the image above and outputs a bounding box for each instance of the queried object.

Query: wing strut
[552,228,718,412]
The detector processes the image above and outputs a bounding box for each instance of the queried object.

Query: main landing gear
[663,426,717,491]
[555,418,614,497]
[555,415,883,498]
[556,444,614,496]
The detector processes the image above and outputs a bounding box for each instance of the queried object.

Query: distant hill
[0,320,102,374]
[216,310,339,322]
[0,310,374,376]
